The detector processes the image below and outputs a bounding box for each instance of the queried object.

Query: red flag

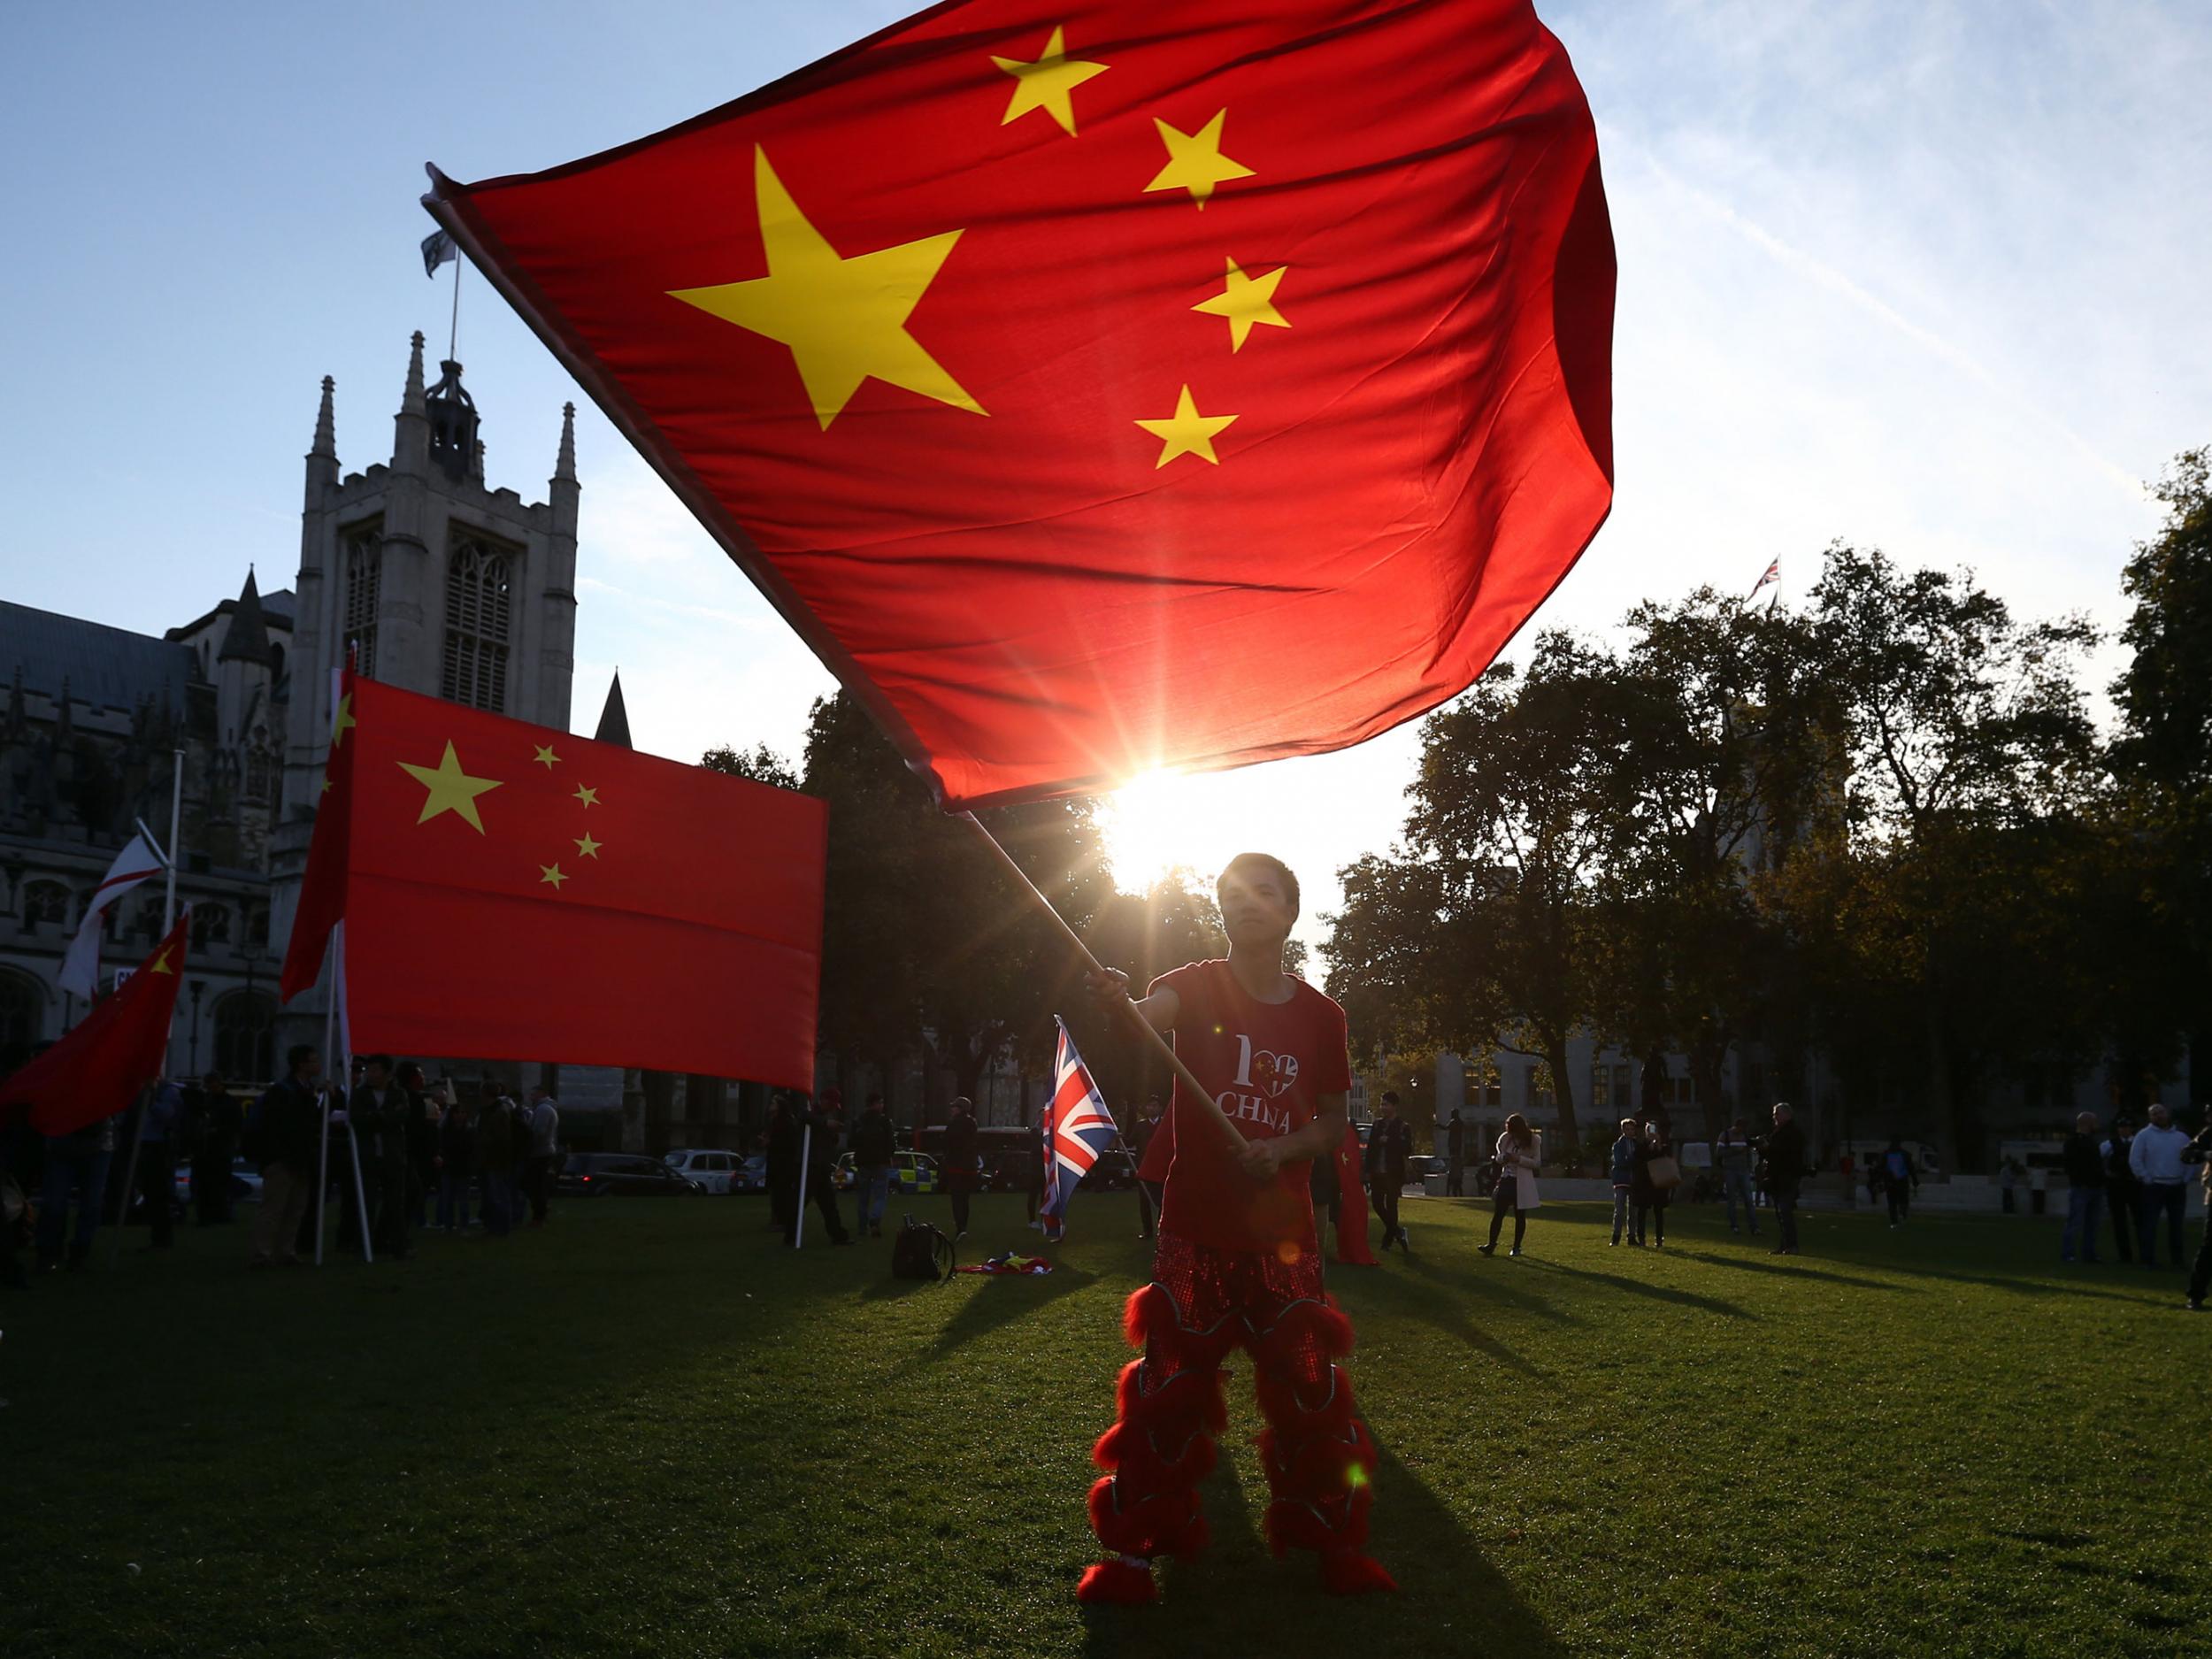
[278,675,826,1090]
[1,914,188,1135]
[278,667,357,1002]
[426,0,1614,810]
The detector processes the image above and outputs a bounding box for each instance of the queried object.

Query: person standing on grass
[1365,1091,1411,1253]
[1609,1118,1638,1246]
[133,1080,183,1253]
[2131,1104,2193,1268]
[849,1092,895,1240]
[436,1094,473,1232]
[1134,1092,1171,1240]
[1630,1121,1674,1248]
[364,1058,416,1262]
[1879,1138,1917,1227]
[1445,1110,1467,1197]
[1075,851,1391,1604]
[2183,1126,2212,1312]
[524,1086,560,1227]
[2059,1112,2105,1264]
[475,1087,516,1239]
[941,1094,979,1241]
[249,1046,322,1268]
[1480,1113,1541,1257]
[766,1094,802,1236]
[1131,1094,1164,1240]
[1716,1116,1760,1237]
[2102,1118,2139,1264]
[402,1065,437,1232]
[190,1072,238,1226]
[787,1094,852,1248]
[1767,1103,1808,1256]
[2000,1159,2019,1215]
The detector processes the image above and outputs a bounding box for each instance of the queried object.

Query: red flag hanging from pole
[1,914,190,1136]
[424,0,1614,810]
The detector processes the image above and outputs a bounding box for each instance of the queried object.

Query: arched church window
[0,967,42,1076]
[244,904,270,949]
[212,990,275,1083]
[442,534,516,712]
[245,731,274,804]
[23,880,68,933]
[192,904,234,950]
[342,522,382,680]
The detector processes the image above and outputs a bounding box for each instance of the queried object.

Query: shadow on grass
[1522,1257,1756,1319]
[908,1262,1099,1367]
[1342,1259,1548,1379]
[1080,1441,1564,1658]
[1393,1244,1579,1325]
[1676,1250,1912,1294]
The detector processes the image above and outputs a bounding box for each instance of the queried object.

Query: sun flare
[1103,768,1223,892]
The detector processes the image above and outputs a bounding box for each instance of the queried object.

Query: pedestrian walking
[1444,1109,1467,1197]
[941,1095,978,1241]
[790,1094,852,1246]
[2102,1118,2139,1263]
[1479,1113,1540,1257]
[1608,1117,1637,1246]
[189,1072,239,1225]
[1715,1117,1761,1237]
[849,1091,895,1239]
[248,1047,321,1267]
[2130,1104,2193,1267]
[1631,1121,1677,1248]
[1364,1091,1411,1253]
[2059,1112,2104,1264]
[1766,1103,1808,1255]
[1879,1139,1918,1227]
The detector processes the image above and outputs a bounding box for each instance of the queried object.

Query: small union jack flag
[1749,557,1779,597]
[1041,1018,1121,1242]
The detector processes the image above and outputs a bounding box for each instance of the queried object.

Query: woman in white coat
[1479,1114,1542,1257]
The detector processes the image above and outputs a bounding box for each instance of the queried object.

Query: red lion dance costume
[1078,958,1394,1602]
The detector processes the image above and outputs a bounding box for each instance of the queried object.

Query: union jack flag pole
[1041,1018,1124,1243]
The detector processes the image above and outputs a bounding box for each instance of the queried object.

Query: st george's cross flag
[1041,1018,1121,1240]
[58,828,166,999]
[423,0,1615,810]
[280,667,827,1090]
[3,912,190,1135]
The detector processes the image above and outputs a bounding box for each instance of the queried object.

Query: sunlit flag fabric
[2,913,189,1136]
[279,668,827,1089]
[424,0,1615,810]
[57,828,165,999]
[1041,1018,1120,1240]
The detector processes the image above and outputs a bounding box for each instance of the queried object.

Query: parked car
[173,1157,264,1207]
[833,1149,941,1194]
[662,1148,744,1194]
[729,1154,770,1194]
[557,1154,703,1197]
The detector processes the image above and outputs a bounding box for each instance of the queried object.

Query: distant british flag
[1749,557,1779,597]
[1041,1018,1121,1241]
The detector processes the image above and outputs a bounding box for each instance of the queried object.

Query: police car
[834,1149,941,1194]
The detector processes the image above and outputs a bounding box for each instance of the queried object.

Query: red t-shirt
[1136,1109,1175,1182]
[1151,959,1353,1252]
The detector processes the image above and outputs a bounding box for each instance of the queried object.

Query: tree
[700,741,801,791]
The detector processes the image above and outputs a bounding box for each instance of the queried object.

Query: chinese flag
[280,671,826,1091]
[1,914,189,1135]
[426,0,1614,810]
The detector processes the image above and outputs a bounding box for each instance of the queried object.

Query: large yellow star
[1194,257,1290,352]
[1145,111,1254,208]
[396,742,503,833]
[669,147,986,430]
[539,863,569,891]
[533,744,560,770]
[573,833,603,860]
[993,27,1108,136]
[1135,385,1238,468]
[330,693,356,749]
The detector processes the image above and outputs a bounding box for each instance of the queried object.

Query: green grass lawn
[3,1190,2202,1657]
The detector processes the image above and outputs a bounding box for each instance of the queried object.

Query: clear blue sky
[5,2,2209,964]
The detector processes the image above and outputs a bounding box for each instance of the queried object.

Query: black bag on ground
[891,1214,954,1282]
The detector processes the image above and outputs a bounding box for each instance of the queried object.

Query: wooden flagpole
[957,813,1247,1157]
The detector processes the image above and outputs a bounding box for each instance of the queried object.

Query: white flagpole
[315,931,334,1266]
[163,749,182,930]
[336,925,372,1263]
[794,1119,811,1249]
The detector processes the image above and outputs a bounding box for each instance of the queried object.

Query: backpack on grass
[892,1214,954,1282]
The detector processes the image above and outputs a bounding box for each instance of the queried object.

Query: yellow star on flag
[534,745,560,770]
[1193,257,1290,351]
[539,863,569,891]
[669,147,985,430]
[573,784,600,809]
[574,833,603,859]
[1136,384,1238,468]
[330,692,357,749]
[993,27,1109,135]
[1145,111,1254,207]
[321,777,333,795]
[397,742,503,833]
[149,948,175,975]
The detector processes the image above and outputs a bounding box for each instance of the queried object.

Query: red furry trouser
[1088,1233,1379,1563]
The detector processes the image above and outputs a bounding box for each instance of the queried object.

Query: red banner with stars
[2,912,190,1135]
[425,0,1615,810]
[280,671,826,1091]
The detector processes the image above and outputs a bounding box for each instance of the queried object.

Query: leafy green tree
[700,742,801,791]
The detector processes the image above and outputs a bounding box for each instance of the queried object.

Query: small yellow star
[1193,257,1290,352]
[574,833,603,859]
[1145,111,1254,208]
[534,745,560,770]
[321,776,333,795]
[1135,384,1238,468]
[330,692,357,749]
[149,949,175,975]
[539,863,569,891]
[396,741,503,833]
[573,784,600,809]
[993,26,1109,136]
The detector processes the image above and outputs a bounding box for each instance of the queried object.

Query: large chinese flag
[280,672,826,1090]
[426,0,1614,810]
[1,914,189,1135]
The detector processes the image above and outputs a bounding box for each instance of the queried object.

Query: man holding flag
[1079,853,1387,1603]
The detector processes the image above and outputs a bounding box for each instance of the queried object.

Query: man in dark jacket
[2103,1117,2139,1263]
[766,1095,802,1236]
[1764,1102,1807,1256]
[941,1095,979,1241]
[189,1073,240,1225]
[250,1046,323,1266]
[787,1094,852,1247]
[350,1056,411,1261]
[849,1092,896,1239]
[1363,1091,1412,1253]
[1444,1110,1467,1196]
[2059,1110,2105,1264]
